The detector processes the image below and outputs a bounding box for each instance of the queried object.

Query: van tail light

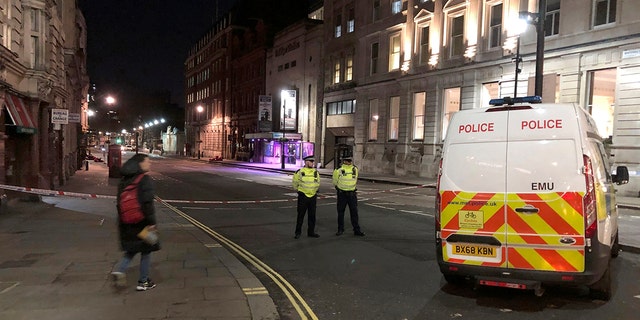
[583,155,597,238]
[435,159,443,232]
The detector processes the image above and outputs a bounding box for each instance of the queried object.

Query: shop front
[244,132,314,167]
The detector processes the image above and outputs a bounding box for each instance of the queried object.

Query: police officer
[292,155,320,239]
[333,156,365,236]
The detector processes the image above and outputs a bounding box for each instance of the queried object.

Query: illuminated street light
[106,96,116,105]
[510,16,529,97]
[196,105,204,160]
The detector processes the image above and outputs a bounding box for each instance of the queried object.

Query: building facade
[322,0,639,196]
[185,14,234,159]
[185,0,313,162]
[257,17,324,167]
[0,0,88,190]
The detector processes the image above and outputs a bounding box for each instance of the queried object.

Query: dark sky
[79,0,234,113]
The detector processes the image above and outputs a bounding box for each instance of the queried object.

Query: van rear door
[439,110,508,268]
[504,106,586,272]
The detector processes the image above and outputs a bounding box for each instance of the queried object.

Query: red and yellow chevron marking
[439,190,586,272]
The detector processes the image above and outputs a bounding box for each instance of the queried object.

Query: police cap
[342,156,353,162]
[303,155,315,162]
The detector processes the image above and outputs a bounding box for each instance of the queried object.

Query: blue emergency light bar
[489,96,542,106]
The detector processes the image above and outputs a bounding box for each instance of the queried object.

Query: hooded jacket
[116,157,160,253]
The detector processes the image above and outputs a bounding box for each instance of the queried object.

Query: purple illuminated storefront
[244,132,315,167]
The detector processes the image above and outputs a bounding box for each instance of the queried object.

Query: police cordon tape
[0,183,433,205]
[1,183,116,199]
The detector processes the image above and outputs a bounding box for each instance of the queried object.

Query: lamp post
[513,36,522,97]
[196,105,204,160]
[519,0,546,97]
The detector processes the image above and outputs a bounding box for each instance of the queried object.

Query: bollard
[85,160,89,171]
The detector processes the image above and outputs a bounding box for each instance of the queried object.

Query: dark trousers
[337,190,360,232]
[295,192,317,235]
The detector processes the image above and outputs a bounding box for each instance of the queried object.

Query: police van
[435,96,629,300]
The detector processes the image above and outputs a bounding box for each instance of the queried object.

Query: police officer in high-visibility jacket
[292,155,320,239]
[333,156,365,236]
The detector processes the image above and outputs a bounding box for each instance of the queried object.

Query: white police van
[435,96,629,300]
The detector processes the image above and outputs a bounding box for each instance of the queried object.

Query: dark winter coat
[116,159,160,253]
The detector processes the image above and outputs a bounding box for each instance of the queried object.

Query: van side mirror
[612,166,629,185]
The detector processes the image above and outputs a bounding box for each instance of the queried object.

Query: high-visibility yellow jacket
[292,167,320,198]
[333,164,358,191]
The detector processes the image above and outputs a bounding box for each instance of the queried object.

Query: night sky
[79,0,235,129]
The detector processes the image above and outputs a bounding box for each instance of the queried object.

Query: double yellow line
[157,197,318,320]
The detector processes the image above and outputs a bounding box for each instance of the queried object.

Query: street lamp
[520,0,546,97]
[196,105,204,160]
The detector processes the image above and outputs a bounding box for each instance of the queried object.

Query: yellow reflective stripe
[511,248,584,272]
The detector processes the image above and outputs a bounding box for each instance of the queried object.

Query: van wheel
[589,261,612,301]
[611,231,620,258]
[444,274,466,285]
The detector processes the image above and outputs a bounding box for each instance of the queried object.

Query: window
[389,34,401,71]
[481,82,499,107]
[593,0,616,26]
[334,59,341,84]
[389,96,400,140]
[587,69,616,137]
[442,87,461,140]
[450,15,465,56]
[327,100,356,115]
[413,92,425,140]
[488,3,502,49]
[30,36,40,68]
[335,14,342,38]
[369,99,379,140]
[392,0,402,14]
[545,0,560,36]
[373,0,381,21]
[31,8,40,32]
[346,54,353,81]
[419,26,430,65]
[371,42,379,75]
[347,8,355,33]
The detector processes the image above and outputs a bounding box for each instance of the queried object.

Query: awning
[5,93,37,134]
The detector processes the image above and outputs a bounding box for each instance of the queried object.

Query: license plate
[452,243,497,258]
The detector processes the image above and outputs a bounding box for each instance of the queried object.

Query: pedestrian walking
[333,156,365,236]
[111,153,160,291]
[293,155,320,239]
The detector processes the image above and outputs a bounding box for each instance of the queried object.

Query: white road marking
[400,210,433,217]
[236,178,254,182]
[366,203,393,210]
[180,206,209,210]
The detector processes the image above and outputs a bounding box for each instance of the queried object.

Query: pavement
[0,154,638,319]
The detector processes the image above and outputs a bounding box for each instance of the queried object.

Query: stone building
[0,0,89,190]
[323,0,639,195]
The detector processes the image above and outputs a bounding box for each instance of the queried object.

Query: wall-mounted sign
[52,109,69,124]
[622,48,640,59]
[280,89,297,131]
[68,113,81,123]
[259,95,272,132]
